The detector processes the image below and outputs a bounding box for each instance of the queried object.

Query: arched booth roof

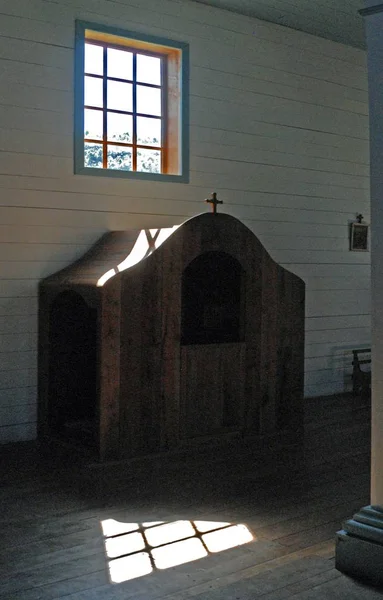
[40,225,179,290]
[41,212,302,292]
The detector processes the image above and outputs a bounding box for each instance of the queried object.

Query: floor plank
[0,393,380,600]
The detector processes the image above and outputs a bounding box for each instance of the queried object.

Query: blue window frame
[74,21,189,182]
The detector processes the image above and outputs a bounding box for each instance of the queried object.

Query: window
[74,21,189,181]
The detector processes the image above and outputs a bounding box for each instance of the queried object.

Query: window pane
[84,142,103,168]
[107,145,132,170]
[152,538,207,570]
[85,43,103,75]
[107,48,133,80]
[107,112,133,143]
[137,85,162,116]
[108,80,133,112]
[137,148,161,173]
[137,117,161,147]
[108,552,152,584]
[145,521,195,548]
[105,531,145,559]
[137,54,161,85]
[84,109,103,140]
[202,524,253,553]
[84,76,103,107]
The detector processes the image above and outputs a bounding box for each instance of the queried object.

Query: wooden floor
[1,393,381,600]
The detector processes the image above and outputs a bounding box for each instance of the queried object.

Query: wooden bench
[352,348,371,396]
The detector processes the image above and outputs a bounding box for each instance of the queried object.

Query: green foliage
[84,130,161,173]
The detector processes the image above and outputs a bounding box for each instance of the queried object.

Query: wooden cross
[206,192,223,214]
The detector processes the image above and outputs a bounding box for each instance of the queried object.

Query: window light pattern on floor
[101,519,253,583]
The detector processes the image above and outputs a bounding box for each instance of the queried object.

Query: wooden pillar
[335,1,383,585]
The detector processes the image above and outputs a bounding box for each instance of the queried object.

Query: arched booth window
[48,291,97,447]
[181,251,244,345]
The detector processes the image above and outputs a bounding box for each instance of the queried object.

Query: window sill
[75,165,189,183]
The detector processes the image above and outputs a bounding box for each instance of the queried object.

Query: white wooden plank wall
[0,0,370,442]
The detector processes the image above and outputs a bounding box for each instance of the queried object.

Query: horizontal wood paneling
[305,380,351,397]
[0,351,37,371]
[0,5,366,95]
[0,333,37,353]
[306,326,371,345]
[190,87,368,140]
[0,403,36,427]
[0,61,370,115]
[0,153,369,200]
[0,386,36,406]
[276,251,370,266]
[300,277,370,291]
[0,207,363,240]
[305,367,350,387]
[0,109,368,160]
[192,127,369,164]
[0,36,70,69]
[0,83,71,114]
[283,264,370,279]
[191,67,369,114]
[0,263,70,279]
[0,129,370,178]
[0,298,38,317]
[306,315,371,331]
[0,243,91,263]
[0,179,369,217]
[305,353,364,374]
[0,316,37,334]
[195,1,366,50]
[305,341,371,359]
[0,61,71,91]
[0,422,36,443]
[0,189,370,224]
[305,293,370,318]
[0,369,37,390]
[261,236,365,251]
[0,225,103,245]
[0,280,39,298]
[0,0,370,442]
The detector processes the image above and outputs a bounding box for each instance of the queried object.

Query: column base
[336,505,383,587]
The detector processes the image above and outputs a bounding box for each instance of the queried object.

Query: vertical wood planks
[38,213,305,460]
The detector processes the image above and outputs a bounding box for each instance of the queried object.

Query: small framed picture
[350,222,369,252]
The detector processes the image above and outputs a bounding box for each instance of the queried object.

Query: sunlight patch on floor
[145,520,195,547]
[203,524,253,553]
[109,551,153,583]
[152,537,207,569]
[101,518,254,584]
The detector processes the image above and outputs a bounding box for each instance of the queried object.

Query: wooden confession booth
[38,210,305,462]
